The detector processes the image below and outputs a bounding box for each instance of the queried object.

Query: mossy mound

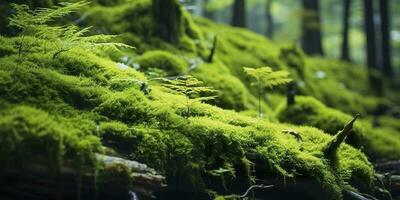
[0,1,398,199]
[276,96,400,160]
[0,39,380,199]
[138,50,187,75]
[0,104,101,173]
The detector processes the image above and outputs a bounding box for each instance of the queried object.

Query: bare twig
[282,129,302,142]
[239,184,273,199]
[345,190,378,200]
[207,35,217,63]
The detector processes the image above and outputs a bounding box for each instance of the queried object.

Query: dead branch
[207,35,217,63]
[344,190,375,200]
[239,184,273,199]
[282,129,303,142]
[323,114,359,160]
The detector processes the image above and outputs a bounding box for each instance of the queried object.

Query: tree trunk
[301,0,324,56]
[203,0,215,20]
[231,0,246,28]
[363,0,377,69]
[266,0,274,39]
[363,0,384,96]
[379,0,393,78]
[194,0,203,17]
[152,0,182,44]
[340,0,351,61]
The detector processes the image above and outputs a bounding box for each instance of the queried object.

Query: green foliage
[205,0,234,11]
[98,121,138,153]
[162,75,216,118]
[276,96,400,159]
[9,1,133,59]
[0,1,396,199]
[0,105,101,172]
[244,67,292,89]
[138,50,187,75]
[95,89,155,124]
[279,45,305,79]
[244,67,291,117]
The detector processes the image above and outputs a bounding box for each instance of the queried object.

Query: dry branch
[239,184,274,199]
[323,114,359,160]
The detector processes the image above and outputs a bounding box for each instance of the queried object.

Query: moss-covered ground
[0,0,399,199]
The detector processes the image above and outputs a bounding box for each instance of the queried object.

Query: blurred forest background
[179,0,400,82]
[1,0,399,82]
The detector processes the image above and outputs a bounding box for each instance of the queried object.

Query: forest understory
[0,0,400,200]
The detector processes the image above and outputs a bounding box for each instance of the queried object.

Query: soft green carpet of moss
[0,0,399,199]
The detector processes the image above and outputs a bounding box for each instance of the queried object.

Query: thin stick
[239,184,274,199]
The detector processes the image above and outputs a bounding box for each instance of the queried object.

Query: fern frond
[162,75,217,118]
[244,66,291,89]
[34,1,89,23]
[243,66,291,117]
[8,1,134,58]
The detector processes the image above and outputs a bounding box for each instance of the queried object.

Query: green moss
[192,61,250,111]
[0,105,101,172]
[276,96,400,159]
[138,50,187,75]
[98,162,132,199]
[279,45,305,79]
[0,36,15,57]
[95,89,154,124]
[0,2,394,199]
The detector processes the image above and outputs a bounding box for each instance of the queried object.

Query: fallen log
[0,154,165,200]
[375,160,400,173]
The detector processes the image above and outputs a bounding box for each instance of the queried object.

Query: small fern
[244,67,292,117]
[162,75,216,118]
[9,1,133,59]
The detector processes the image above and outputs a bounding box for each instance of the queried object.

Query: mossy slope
[0,1,399,199]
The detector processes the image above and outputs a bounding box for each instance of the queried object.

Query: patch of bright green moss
[138,50,187,75]
[0,105,101,173]
[276,96,400,159]
[0,2,395,199]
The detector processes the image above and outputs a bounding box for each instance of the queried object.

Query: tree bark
[194,0,203,17]
[203,0,215,20]
[152,0,182,44]
[340,0,351,61]
[379,0,393,78]
[363,0,377,69]
[266,0,274,39]
[231,0,246,28]
[301,0,324,56]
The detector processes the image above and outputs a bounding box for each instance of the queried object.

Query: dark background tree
[152,0,182,44]
[266,0,274,39]
[231,0,246,27]
[301,0,324,56]
[203,0,215,20]
[0,0,55,35]
[340,0,351,61]
[363,0,384,96]
[379,0,393,78]
[363,0,377,69]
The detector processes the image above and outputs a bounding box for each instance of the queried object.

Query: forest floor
[0,1,400,200]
